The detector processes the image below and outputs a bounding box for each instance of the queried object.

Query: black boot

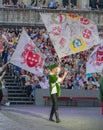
[55,111,61,123]
[49,111,55,122]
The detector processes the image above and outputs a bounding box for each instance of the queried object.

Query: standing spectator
[25,80,32,97]
[99,0,103,9]
[31,0,37,6]
[90,0,97,9]
[48,0,57,9]
[62,0,68,8]
[11,0,18,5]
[48,64,67,123]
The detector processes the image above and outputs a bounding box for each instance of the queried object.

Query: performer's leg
[53,94,60,123]
[49,94,55,122]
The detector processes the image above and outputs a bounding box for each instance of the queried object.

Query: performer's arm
[57,71,67,83]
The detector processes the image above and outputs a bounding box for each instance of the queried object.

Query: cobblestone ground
[0,106,103,130]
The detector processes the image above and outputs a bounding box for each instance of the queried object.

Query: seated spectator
[83,81,88,90]
[33,79,41,89]
[66,80,74,89]
[92,84,98,90]
[39,76,49,89]
[87,77,95,90]
[73,80,81,90]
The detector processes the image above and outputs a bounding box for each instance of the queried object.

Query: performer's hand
[58,57,61,68]
[64,71,67,76]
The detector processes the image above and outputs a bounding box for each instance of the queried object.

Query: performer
[48,63,67,123]
[0,72,5,110]
[100,71,103,115]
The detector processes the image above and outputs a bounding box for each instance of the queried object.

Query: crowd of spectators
[2,0,103,10]
[0,26,102,99]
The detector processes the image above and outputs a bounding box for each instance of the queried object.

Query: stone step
[5,83,21,86]
[3,67,35,105]
[9,100,34,105]
[8,93,27,97]
[4,76,16,79]
[6,86,24,89]
[8,97,34,101]
[7,89,26,93]
[5,79,17,82]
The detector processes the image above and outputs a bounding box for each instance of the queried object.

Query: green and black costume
[48,64,61,123]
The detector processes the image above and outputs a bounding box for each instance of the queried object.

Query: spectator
[48,0,57,9]
[62,0,68,8]
[66,80,74,89]
[11,0,18,5]
[99,0,103,9]
[31,0,37,6]
[25,80,32,97]
[87,77,95,90]
[39,76,49,89]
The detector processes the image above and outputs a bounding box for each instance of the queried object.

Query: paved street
[0,106,103,130]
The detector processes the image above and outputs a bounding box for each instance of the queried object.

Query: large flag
[86,44,103,74]
[40,13,100,58]
[10,29,44,76]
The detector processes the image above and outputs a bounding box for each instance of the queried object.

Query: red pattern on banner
[82,29,92,39]
[96,47,103,66]
[21,43,43,68]
[52,26,61,36]
[80,17,90,25]
[59,37,66,46]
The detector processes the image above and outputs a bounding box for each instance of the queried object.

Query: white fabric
[51,77,62,95]
[86,44,103,74]
[10,29,44,76]
[40,13,100,58]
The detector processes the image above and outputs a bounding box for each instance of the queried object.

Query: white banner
[40,13,100,58]
[10,29,44,76]
[86,45,103,74]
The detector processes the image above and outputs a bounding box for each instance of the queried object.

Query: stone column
[56,0,62,6]
[0,0,2,7]
[21,0,31,5]
[77,0,89,9]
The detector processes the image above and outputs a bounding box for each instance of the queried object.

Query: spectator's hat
[49,64,57,71]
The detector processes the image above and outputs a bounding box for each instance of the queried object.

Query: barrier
[35,89,101,106]
[71,97,99,106]
[43,96,71,106]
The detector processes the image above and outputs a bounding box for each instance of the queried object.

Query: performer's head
[49,64,58,74]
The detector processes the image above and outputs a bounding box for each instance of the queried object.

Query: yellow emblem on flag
[67,14,80,20]
[70,37,86,53]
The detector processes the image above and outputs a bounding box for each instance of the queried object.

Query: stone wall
[0,8,103,28]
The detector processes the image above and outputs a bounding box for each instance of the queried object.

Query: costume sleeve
[56,77,62,83]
